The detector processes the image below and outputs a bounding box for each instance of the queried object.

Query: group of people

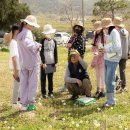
[8,14,129,111]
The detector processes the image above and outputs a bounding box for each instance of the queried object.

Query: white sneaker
[12,103,21,110]
[20,105,28,111]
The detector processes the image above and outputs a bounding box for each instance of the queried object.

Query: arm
[64,65,77,83]
[78,57,87,70]
[40,39,45,64]
[54,40,58,64]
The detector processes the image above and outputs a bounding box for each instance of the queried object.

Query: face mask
[74,29,82,35]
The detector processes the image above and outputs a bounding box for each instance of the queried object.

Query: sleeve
[105,30,121,53]
[10,41,18,58]
[64,65,77,83]
[54,40,58,64]
[23,31,41,53]
[78,57,87,70]
[40,39,45,64]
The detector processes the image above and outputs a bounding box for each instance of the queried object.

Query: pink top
[91,35,105,68]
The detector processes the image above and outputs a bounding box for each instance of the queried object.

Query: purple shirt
[17,28,41,69]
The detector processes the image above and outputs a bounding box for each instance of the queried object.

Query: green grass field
[0,46,130,130]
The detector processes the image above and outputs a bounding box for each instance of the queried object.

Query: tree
[93,0,128,19]
[0,0,30,31]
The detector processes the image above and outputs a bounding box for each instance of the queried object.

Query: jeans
[105,60,118,93]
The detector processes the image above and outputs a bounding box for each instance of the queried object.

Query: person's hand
[55,64,57,67]
[76,79,82,87]
[99,48,105,55]
[67,43,72,48]
[13,70,20,82]
[42,64,47,69]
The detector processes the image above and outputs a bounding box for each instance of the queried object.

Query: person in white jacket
[100,18,122,107]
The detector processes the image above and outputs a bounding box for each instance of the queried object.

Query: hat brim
[95,27,102,31]
[42,29,56,34]
[21,19,40,28]
[116,24,125,28]
[103,23,114,28]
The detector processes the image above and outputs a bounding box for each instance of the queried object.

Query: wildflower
[63,103,66,106]
[97,107,101,111]
[79,120,83,124]
[119,125,123,129]
[76,124,79,127]
[61,100,65,103]
[93,120,100,127]
[68,113,71,116]
[11,126,15,130]
[71,121,75,124]
[49,125,52,128]
[86,121,89,124]
[4,121,8,124]
[62,118,65,121]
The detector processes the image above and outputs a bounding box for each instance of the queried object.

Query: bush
[0,47,9,52]
[33,28,43,42]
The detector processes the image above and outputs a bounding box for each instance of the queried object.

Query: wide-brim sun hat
[94,21,102,31]
[113,17,125,28]
[42,24,56,35]
[73,21,85,31]
[21,15,40,28]
[101,18,114,28]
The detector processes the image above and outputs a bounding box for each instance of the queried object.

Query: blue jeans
[105,60,118,93]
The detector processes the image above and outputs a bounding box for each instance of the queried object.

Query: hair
[19,22,27,33]
[108,26,115,35]
[92,29,105,46]
[11,24,19,38]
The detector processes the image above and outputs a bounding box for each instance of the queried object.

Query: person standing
[91,21,105,99]
[100,18,122,107]
[40,24,58,99]
[113,17,130,92]
[9,25,20,109]
[17,15,41,111]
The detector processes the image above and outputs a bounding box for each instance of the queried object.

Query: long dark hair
[11,25,19,38]
[108,26,115,35]
[92,29,104,46]
[19,22,27,33]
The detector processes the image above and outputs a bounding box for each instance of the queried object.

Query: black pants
[116,59,126,88]
[41,67,53,95]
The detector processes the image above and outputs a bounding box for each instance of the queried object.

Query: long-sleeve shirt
[17,28,41,69]
[104,29,122,62]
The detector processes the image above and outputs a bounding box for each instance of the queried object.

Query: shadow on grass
[0,110,22,121]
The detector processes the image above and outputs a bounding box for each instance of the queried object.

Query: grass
[0,46,130,130]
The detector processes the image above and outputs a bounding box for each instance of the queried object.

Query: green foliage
[0,0,30,31]
[0,47,9,52]
[32,28,43,42]
[93,0,128,18]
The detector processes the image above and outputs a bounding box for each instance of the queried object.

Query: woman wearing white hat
[40,24,58,98]
[100,18,122,107]
[17,15,41,111]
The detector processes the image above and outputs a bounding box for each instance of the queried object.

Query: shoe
[115,79,122,91]
[93,91,100,98]
[12,103,21,110]
[19,104,28,111]
[42,95,48,99]
[102,102,115,108]
[97,92,105,99]
[27,104,36,111]
[69,95,79,100]
[120,88,127,93]
[48,94,54,98]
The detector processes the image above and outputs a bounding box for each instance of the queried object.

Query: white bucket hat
[42,24,56,34]
[21,15,40,28]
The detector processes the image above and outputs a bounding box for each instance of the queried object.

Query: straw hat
[73,21,84,31]
[101,18,114,28]
[3,32,12,44]
[21,15,40,28]
[113,17,124,28]
[93,21,102,31]
[42,24,56,34]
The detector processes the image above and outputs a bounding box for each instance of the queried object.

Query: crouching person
[64,50,92,100]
